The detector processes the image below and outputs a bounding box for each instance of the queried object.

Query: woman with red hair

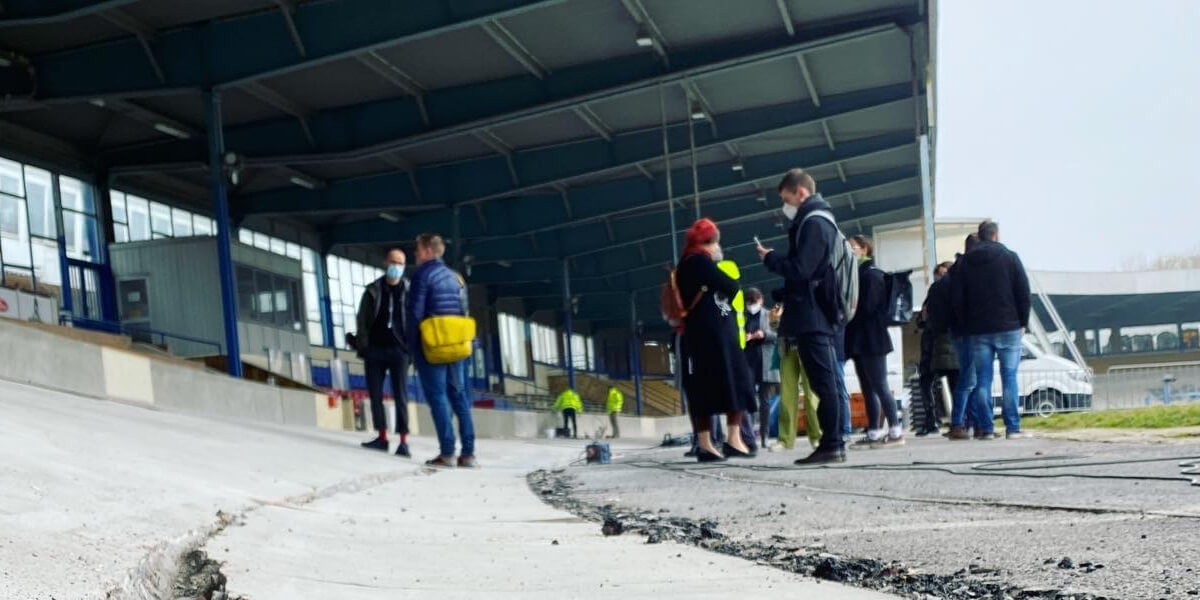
[675,218,757,462]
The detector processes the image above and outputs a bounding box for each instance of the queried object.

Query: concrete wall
[1,317,688,440]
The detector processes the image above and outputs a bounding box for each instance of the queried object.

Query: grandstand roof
[0,0,935,331]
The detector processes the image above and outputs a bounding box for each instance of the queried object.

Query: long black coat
[844,258,894,358]
[677,252,756,418]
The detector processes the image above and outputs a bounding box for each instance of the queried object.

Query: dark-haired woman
[845,235,903,448]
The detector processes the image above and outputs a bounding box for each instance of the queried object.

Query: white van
[991,338,1093,417]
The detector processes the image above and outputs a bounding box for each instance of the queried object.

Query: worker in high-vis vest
[716,259,758,452]
[606,386,624,439]
[554,388,583,438]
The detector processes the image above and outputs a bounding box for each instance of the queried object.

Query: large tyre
[1027,389,1063,418]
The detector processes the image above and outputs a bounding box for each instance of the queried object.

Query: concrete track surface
[561,435,1200,599]
[0,378,890,599]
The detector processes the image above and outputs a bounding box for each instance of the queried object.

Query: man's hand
[748,330,765,341]
[756,245,773,260]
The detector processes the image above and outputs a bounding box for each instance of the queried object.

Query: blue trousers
[415,355,474,457]
[970,330,1024,434]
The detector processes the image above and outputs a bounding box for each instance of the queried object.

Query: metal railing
[58,314,223,357]
[1093,361,1200,411]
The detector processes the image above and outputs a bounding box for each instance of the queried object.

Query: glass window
[172,208,193,237]
[118,279,150,320]
[270,236,286,256]
[192,215,212,237]
[303,272,320,320]
[499,313,529,377]
[31,237,61,298]
[307,321,324,345]
[1182,323,1199,350]
[301,248,315,272]
[23,166,55,238]
[254,270,274,319]
[1099,328,1115,354]
[289,279,303,331]
[149,202,172,237]
[1121,323,1181,353]
[58,176,95,215]
[238,228,254,245]
[236,265,255,320]
[125,195,151,241]
[285,242,300,260]
[1,194,32,267]
[110,191,127,224]
[63,211,100,261]
[253,232,270,251]
[114,223,130,243]
[0,157,23,196]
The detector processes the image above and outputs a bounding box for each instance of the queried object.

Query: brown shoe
[457,455,479,469]
[425,455,456,469]
[947,427,972,440]
[974,431,1000,440]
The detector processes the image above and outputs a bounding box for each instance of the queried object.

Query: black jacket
[763,194,839,337]
[844,259,894,357]
[922,276,958,370]
[355,277,410,352]
[950,240,1031,336]
[677,252,756,417]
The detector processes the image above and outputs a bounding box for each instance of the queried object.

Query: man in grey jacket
[352,248,412,457]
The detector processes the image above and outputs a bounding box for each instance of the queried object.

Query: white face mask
[781,203,799,220]
[748,303,762,315]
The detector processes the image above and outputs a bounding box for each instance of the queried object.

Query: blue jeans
[951,337,977,427]
[415,355,474,457]
[970,330,1023,434]
[836,359,852,435]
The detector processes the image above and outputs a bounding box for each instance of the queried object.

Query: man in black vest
[354,247,412,457]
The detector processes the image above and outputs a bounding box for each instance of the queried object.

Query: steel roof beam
[481,19,547,79]
[233,86,918,217]
[95,7,165,83]
[572,105,612,141]
[621,0,669,66]
[272,0,307,57]
[775,0,796,36]
[796,53,821,107]
[97,11,917,169]
[324,132,916,247]
[354,50,429,127]
[97,97,198,140]
[0,0,140,28]
[240,80,316,146]
[7,0,566,104]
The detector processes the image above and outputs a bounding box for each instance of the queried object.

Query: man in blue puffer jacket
[408,233,476,469]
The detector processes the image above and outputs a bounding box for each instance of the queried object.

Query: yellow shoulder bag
[419,272,476,364]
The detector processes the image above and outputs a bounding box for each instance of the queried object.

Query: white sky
[934,0,1200,271]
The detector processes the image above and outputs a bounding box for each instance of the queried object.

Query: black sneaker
[793,449,847,465]
[395,443,411,458]
[425,455,455,469]
[360,437,388,452]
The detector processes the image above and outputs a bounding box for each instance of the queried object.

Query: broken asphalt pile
[528,469,1126,600]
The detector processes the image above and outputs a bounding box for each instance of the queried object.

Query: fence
[59,314,223,357]
[1093,361,1200,411]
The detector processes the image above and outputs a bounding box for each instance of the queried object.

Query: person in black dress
[676,218,756,462]
[845,235,904,447]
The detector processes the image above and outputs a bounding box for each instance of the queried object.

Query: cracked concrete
[1,378,894,599]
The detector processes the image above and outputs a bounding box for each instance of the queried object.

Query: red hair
[683,218,719,258]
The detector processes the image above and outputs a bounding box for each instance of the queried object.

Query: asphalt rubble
[528,469,1134,600]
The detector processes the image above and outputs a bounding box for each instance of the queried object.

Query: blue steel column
[316,251,336,347]
[204,90,243,377]
[562,259,575,390]
[630,291,643,416]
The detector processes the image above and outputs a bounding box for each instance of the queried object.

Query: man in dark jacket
[408,233,477,468]
[951,221,1032,439]
[758,168,846,465]
[916,261,955,436]
[944,234,981,439]
[353,247,411,456]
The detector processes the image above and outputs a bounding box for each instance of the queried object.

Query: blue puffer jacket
[407,258,467,350]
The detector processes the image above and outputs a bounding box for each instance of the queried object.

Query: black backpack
[880,269,914,326]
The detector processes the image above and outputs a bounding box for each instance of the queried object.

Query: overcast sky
[934,0,1200,272]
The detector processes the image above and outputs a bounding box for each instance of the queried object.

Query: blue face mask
[386,264,405,280]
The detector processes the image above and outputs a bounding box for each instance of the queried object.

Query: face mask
[710,245,724,262]
[748,303,762,315]
[781,203,799,220]
[386,264,405,280]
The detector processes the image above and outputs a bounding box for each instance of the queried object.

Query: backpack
[881,269,914,325]
[798,210,859,325]
[660,266,707,334]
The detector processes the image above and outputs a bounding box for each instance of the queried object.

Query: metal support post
[688,97,700,219]
[562,259,575,390]
[630,291,643,416]
[50,173,73,317]
[204,90,243,378]
[317,251,336,347]
[660,82,686,414]
[918,133,936,281]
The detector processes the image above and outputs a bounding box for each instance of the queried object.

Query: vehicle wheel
[1028,389,1063,418]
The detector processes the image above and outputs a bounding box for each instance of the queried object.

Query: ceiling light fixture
[731,161,744,172]
[289,175,317,190]
[88,98,106,108]
[690,107,706,120]
[378,212,400,223]
[153,122,191,139]
[635,28,654,48]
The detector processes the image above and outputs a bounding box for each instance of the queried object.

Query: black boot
[361,436,388,452]
[395,442,411,458]
[793,448,846,465]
